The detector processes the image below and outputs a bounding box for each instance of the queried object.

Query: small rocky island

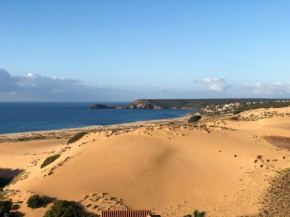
[90,104,116,109]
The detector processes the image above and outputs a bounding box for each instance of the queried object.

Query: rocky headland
[90,104,116,109]
[90,99,290,111]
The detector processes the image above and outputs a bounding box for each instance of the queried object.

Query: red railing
[102,210,152,217]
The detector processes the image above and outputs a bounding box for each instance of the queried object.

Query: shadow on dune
[0,168,24,178]
[264,136,290,150]
[0,168,24,189]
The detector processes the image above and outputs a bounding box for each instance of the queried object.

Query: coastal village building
[102,210,152,217]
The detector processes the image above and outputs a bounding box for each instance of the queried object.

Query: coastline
[0,114,191,143]
[0,101,196,136]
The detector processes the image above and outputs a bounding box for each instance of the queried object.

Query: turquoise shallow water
[0,102,196,134]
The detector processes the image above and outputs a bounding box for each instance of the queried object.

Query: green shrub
[184,210,206,217]
[67,132,88,144]
[41,155,60,168]
[12,212,25,217]
[12,204,20,210]
[233,110,242,114]
[27,195,49,209]
[44,200,95,217]
[188,115,202,123]
[0,201,24,217]
[194,210,206,217]
[0,200,12,216]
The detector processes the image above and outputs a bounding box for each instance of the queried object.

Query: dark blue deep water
[0,102,195,134]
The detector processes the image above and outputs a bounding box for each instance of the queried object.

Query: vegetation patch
[253,168,290,217]
[67,132,88,144]
[41,155,60,168]
[0,200,12,216]
[188,115,202,123]
[233,101,290,114]
[184,210,206,217]
[27,195,49,209]
[124,99,280,109]
[12,204,20,210]
[44,200,96,217]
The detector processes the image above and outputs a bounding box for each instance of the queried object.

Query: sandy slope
[1,108,290,216]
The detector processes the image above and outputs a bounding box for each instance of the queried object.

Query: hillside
[122,99,283,109]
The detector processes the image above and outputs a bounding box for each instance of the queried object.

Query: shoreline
[0,114,191,143]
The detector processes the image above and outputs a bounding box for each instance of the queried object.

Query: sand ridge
[1,107,290,216]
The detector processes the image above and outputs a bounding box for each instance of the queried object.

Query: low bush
[44,200,95,217]
[193,210,206,217]
[40,155,60,168]
[184,210,206,217]
[0,200,12,216]
[67,132,88,145]
[12,204,20,210]
[233,110,242,115]
[27,195,49,209]
[0,201,24,217]
[188,115,202,123]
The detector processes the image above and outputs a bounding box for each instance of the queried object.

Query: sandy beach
[0,115,190,143]
[1,108,290,216]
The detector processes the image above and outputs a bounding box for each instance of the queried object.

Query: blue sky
[1,0,290,101]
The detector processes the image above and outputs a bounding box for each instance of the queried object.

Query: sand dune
[1,108,290,216]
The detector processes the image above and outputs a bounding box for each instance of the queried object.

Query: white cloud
[12,72,80,90]
[2,69,290,101]
[0,69,153,101]
[196,78,290,97]
[246,82,290,95]
[0,69,100,101]
[52,76,65,80]
[0,69,17,92]
[198,78,231,92]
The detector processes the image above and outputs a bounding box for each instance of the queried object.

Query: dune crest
[2,107,290,216]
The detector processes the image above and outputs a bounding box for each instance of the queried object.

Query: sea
[0,102,196,134]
